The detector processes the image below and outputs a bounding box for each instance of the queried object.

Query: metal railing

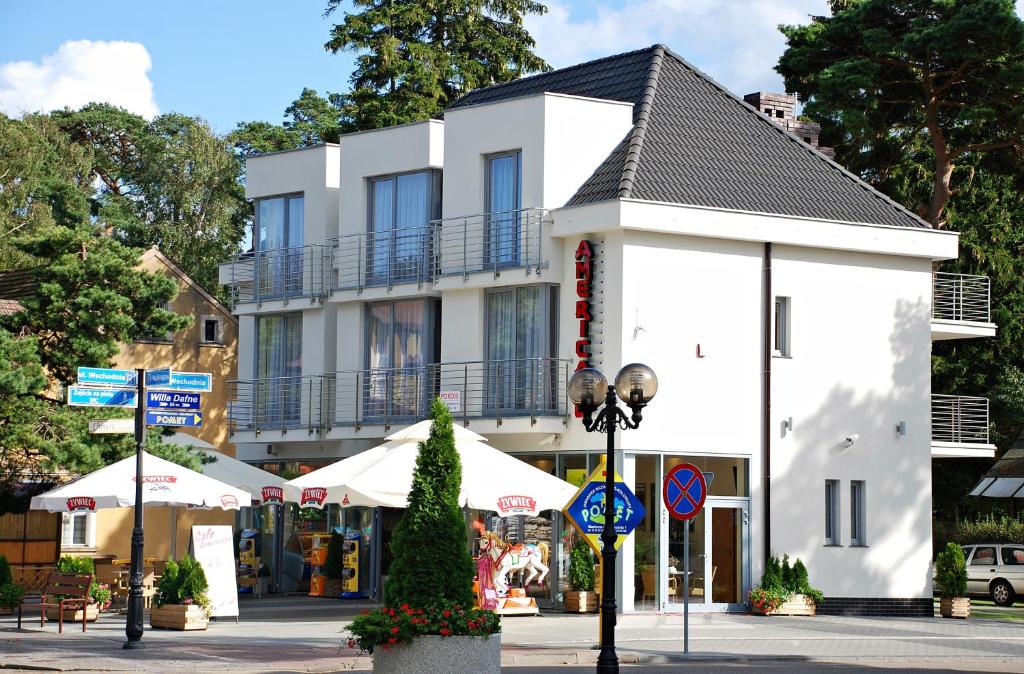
[228,375,332,435]
[932,394,990,445]
[331,226,434,292]
[220,245,331,307]
[933,272,990,324]
[332,357,570,429]
[433,208,549,280]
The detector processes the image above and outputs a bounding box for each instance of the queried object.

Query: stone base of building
[817,597,933,617]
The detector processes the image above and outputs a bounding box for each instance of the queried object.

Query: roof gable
[452,45,928,229]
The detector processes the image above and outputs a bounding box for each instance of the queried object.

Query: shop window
[824,479,839,545]
[850,480,866,546]
[774,296,791,357]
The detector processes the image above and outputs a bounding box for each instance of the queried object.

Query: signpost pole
[683,523,689,655]
[124,368,146,650]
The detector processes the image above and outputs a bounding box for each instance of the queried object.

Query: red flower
[442,610,451,618]
[387,637,397,644]
[401,603,409,610]
[440,628,451,636]
[391,626,400,634]
[388,608,395,616]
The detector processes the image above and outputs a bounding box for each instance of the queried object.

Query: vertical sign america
[575,240,595,417]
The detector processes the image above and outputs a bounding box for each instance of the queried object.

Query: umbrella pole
[124,368,146,650]
[171,507,178,559]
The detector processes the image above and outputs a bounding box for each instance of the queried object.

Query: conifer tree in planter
[345,399,500,674]
[936,542,970,619]
[0,555,23,615]
[564,539,597,613]
[150,557,211,630]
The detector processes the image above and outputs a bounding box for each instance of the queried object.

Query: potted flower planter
[565,590,599,613]
[150,603,209,630]
[939,596,970,619]
[45,603,100,622]
[372,633,500,674]
[752,593,816,616]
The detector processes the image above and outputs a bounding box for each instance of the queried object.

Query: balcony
[329,358,570,436]
[331,226,435,297]
[219,245,331,309]
[931,394,996,458]
[433,208,549,283]
[227,376,331,436]
[932,273,996,340]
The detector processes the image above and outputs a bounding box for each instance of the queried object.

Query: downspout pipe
[762,242,772,569]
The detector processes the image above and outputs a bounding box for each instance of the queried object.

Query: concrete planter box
[939,597,970,619]
[565,591,598,613]
[150,604,209,630]
[45,604,99,622]
[753,593,817,616]
[372,633,500,674]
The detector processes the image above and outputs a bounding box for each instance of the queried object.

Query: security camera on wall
[841,434,859,449]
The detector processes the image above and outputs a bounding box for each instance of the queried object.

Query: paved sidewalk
[2,597,1024,672]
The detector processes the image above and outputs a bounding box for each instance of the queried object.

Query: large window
[256,194,304,297]
[256,314,303,426]
[485,284,557,413]
[824,479,839,545]
[850,480,866,546]
[485,151,522,267]
[365,299,439,418]
[368,171,440,285]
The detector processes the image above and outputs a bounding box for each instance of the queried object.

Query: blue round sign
[663,463,707,521]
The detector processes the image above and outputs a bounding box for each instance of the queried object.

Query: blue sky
[2,1,1022,134]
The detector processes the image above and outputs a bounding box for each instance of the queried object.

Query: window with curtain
[256,194,304,297]
[368,172,438,285]
[256,314,303,426]
[485,151,522,267]
[365,299,437,418]
[485,285,556,413]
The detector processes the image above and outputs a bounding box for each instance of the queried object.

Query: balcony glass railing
[332,358,570,428]
[933,272,991,324]
[932,394,990,445]
[220,245,330,307]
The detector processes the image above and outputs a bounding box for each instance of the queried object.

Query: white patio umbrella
[197,449,288,505]
[30,451,251,512]
[285,420,577,516]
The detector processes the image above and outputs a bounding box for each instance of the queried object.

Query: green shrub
[324,532,346,580]
[752,554,824,608]
[781,554,795,593]
[955,515,1024,545]
[0,582,22,608]
[568,539,595,592]
[156,556,210,612]
[760,554,783,592]
[0,555,12,586]
[383,398,475,608]
[935,542,967,598]
[56,556,107,604]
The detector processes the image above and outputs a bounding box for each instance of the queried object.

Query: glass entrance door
[665,499,749,611]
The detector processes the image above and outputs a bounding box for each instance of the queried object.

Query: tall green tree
[384,398,474,608]
[324,0,550,130]
[229,89,343,156]
[777,0,1024,227]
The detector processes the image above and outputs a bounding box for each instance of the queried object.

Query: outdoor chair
[17,572,93,633]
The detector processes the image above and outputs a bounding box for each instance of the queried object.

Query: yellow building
[61,248,240,561]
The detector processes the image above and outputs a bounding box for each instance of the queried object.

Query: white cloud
[526,1,832,97]
[0,40,158,118]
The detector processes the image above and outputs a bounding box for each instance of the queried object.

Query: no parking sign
[662,462,707,656]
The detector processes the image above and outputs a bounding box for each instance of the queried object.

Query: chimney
[744,92,834,160]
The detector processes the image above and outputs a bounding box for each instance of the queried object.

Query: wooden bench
[17,572,93,633]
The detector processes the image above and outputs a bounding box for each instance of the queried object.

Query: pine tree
[324,0,550,130]
[384,398,474,608]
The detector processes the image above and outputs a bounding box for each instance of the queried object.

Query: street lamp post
[124,368,146,649]
[568,363,658,674]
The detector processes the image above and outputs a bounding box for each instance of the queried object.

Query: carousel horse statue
[479,530,550,596]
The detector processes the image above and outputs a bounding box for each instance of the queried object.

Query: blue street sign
[564,478,646,539]
[146,410,203,427]
[77,367,137,388]
[663,463,707,521]
[145,368,172,388]
[146,390,201,411]
[68,385,138,408]
[150,371,212,393]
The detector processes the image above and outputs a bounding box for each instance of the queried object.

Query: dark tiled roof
[451,45,928,229]
[0,269,37,302]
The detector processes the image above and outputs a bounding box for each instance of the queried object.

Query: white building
[221,45,997,614]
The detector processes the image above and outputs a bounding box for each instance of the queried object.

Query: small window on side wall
[774,296,791,357]
[850,480,866,546]
[825,479,840,545]
[201,316,223,345]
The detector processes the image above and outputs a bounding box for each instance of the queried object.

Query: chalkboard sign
[191,525,239,618]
